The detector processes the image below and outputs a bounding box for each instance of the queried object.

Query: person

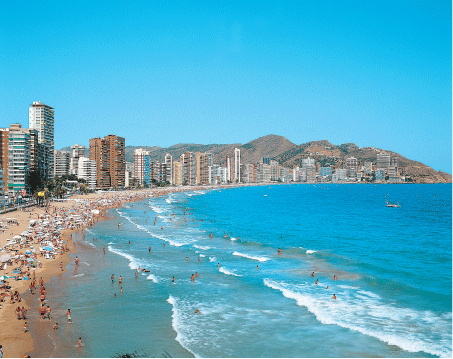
[111,274,114,283]
[75,256,79,266]
[128,241,130,244]
[23,322,28,332]
[326,286,329,289]
[161,226,163,230]
[217,263,220,268]
[315,279,318,284]
[0,345,2,358]
[311,272,315,277]
[256,265,259,269]
[67,309,72,323]
[148,246,151,252]
[197,257,200,262]
[209,232,213,238]
[78,337,82,347]
[185,257,189,261]
[195,309,200,314]
[163,242,165,247]
[172,276,175,283]
[191,274,195,281]
[332,294,337,300]
[46,306,51,320]
[135,270,138,278]
[334,275,337,280]
[40,305,46,320]
[119,276,122,284]
[21,307,27,320]
[15,306,21,320]
[60,262,63,271]
[103,248,105,255]
[114,293,117,297]
[53,323,59,330]
[195,272,199,278]
[120,287,123,294]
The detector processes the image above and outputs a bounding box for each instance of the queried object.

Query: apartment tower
[29,101,54,180]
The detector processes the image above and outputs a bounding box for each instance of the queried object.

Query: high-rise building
[0,129,10,192]
[8,125,31,193]
[388,157,399,182]
[89,134,125,189]
[29,101,54,180]
[77,157,97,189]
[181,152,196,185]
[134,148,150,186]
[54,150,70,177]
[270,160,279,181]
[164,154,173,185]
[70,144,86,176]
[345,157,358,178]
[234,148,241,183]
[376,153,390,173]
[173,161,182,186]
[302,157,316,182]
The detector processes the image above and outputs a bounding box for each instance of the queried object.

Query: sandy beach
[0,184,245,358]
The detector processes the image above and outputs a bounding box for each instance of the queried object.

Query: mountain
[63,135,451,183]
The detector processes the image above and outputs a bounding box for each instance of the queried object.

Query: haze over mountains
[63,135,451,184]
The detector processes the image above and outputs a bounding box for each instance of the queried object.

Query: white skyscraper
[29,101,54,179]
[234,148,241,183]
[78,157,97,189]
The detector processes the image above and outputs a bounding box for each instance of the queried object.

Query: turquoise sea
[32,184,452,358]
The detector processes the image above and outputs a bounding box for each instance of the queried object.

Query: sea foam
[233,251,269,262]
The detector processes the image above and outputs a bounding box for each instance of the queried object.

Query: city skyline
[1,1,451,173]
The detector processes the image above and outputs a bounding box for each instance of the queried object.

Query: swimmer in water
[315,279,318,284]
[217,263,220,268]
[256,265,259,269]
[191,274,195,281]
[111,274,114,283]
[119,276,122,284]
[334,275,337,280]
[195,272,199,278]
[311,272,315,277]
[195,309,200,314]
[149,246,151,252]
[78,337,82,347]
[172,276,175,283]
[332,294,337,300]
[185,257,189,261]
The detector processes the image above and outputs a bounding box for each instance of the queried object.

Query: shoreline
[0,184,244,358]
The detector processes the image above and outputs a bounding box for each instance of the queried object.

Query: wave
[72,274,84,277]
[167,295,199,357]
[108,242,114,244]
[306,250,317,254]
[219,267,242,277]
[230,237,238,241]
[199,254,206,258]
[233,251,269,262]
[108,245,143,270]
[193,245,211,250]
[209,257,217,262]
[263,279,452,358]
[147,274,159,283]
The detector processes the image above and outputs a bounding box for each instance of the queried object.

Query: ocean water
[37,184,451,358]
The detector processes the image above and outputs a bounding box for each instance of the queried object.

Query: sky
[0,1,451,173]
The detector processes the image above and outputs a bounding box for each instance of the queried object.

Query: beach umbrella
[0,255,10,262]
[0,275,8,280]
[26,258,34,262]
[43,246,54,251]
[13,235,21,240]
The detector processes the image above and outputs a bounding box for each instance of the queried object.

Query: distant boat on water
[386,199,401,207]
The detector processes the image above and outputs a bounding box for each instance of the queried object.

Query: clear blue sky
[0,1,451,172]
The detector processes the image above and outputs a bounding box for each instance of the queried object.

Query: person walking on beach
[119,276,122,284]
[67,309,72,323]
[23,322,28,332]
[75,256,79,266]
[78,337,82,347]
[0,345,3,358]
[60,262,63,271]
[46,306,51,320]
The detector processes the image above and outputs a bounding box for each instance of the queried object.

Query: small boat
[386,200,401,208]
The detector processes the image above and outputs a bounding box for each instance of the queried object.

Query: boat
[386,200,401,208]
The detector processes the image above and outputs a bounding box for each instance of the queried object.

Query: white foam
[263,279,452,358]
[108,245,143,270]
[209,256,217,262]
[72,274,84,277]
[219,267,242,277]
[167,295,199,357]
[165,198,171,204]
[108,242,114,244]
[233,251,269,262]
[199,254,206,258]
[147,274,159,283]
[306,250,317,254]
[230,237,238,241]
[193,245,211,250]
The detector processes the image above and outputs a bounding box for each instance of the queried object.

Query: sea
[30,184,452,358]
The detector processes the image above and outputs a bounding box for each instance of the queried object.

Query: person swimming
[332,294,337,300]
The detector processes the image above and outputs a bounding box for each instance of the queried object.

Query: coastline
[0,184,243,358]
